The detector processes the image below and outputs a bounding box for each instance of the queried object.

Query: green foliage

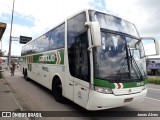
[0,50,2,57]
[147,78,160,84]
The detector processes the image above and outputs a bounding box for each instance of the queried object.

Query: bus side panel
[63,66,74,101]
[48,65,66,92]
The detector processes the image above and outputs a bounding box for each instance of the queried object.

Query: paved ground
[0,68,160,120]
[0,75,27,120]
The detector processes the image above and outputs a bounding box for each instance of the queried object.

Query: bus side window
[49,23,65,50]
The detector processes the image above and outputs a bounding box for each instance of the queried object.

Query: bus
[20,9,159,110]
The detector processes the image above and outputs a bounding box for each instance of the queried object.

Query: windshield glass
[93,32,147,82]
[89,10,139,38]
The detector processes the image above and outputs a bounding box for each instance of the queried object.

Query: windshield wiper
[125,45,132,79]
[128,47,143,80]
[131,56,143,80]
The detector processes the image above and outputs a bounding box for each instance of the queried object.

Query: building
[147,58,160,75]
[0,22,7,51]
[0,22,7,65]
[0,22,6,40]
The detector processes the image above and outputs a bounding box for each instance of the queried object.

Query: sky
[0,0,160,58]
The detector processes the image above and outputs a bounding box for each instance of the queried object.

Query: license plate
[124,98,133,103]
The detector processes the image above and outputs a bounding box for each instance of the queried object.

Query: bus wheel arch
[52,75,66,103]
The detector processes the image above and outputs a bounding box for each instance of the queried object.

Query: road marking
[148,88,160,92]
[145,97,160,102]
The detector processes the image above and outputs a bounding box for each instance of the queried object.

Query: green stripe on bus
[94,78,147,89]
[59,50,64,64]
[22,50,64,64]
[32,50,64,64]
[122,79,147,88]
[94,78,115,88]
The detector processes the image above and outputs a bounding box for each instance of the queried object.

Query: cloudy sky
[0,0,160,57]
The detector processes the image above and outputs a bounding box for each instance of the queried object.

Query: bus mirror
[85,22,101,47]
[155,39,160,55]
[141,37,159,56]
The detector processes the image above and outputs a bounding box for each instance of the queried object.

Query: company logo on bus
[38,51,61,64]
[39,54,56,62]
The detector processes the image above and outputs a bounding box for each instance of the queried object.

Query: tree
[0,50,2,57]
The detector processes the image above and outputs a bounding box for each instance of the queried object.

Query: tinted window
[49,24,65,50]
[21,23,65,56]
[36,37,42,52]
[41,35,50,52]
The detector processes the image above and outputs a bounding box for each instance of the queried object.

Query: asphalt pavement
[146,84,160,101]
[0,76,27,120]
[0,68,160,120]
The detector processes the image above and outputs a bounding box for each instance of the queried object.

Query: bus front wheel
[52,78,66,103]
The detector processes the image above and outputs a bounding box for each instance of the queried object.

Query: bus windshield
[89,10,139,38]
[89,10,147,82]
[93,32,147,82]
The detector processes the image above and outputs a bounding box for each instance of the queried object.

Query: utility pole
[8,0,15,66]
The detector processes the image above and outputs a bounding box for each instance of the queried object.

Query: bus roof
[22,8,135,48]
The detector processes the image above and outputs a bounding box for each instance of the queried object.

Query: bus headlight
[94,86,113,94]
[142,85,147,90]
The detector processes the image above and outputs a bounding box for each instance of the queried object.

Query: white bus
[20,9,159,110]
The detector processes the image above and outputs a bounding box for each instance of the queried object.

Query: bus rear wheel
[52,78,66,103]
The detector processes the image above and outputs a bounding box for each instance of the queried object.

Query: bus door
[67,12,90,107]
[73,32,90,107]
[67,32,90,107]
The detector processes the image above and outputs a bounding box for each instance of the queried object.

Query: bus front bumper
[86,89,147,110]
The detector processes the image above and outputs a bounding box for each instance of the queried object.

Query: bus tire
[23,68,24,75]
[24,69,29,81]
[52,78,66,103]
